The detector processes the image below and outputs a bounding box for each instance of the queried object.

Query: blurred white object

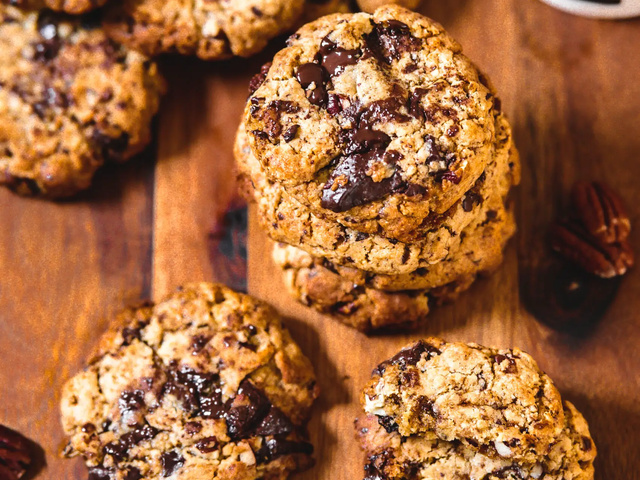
[540,0,640,18]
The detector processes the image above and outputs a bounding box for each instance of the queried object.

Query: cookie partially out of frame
[61,283,319,480]
[362,339,568,464]
[103,0,306,60]
[356,401,596,480]
[0,4,165,198]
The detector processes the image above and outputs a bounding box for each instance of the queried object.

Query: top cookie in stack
[237,5,520,332]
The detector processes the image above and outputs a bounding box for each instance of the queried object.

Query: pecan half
[0,425,32,479]
[551,220,634,278]
[572,181,631,244]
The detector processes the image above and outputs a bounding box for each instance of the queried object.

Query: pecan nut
[0,425,32,480]
[551,220,634,278]
[571,181,631,244]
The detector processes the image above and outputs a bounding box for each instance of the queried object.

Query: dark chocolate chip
[283,124,299,143]
[388,340,441,370]
[376,416,398,434]
[254,406,294,437]
[185,422,202,436]
[224,380,271,441]
[462,192,482,212]
[363,20,421,65]
[161,451,185,477]
[118,390,145,418]
[363,462,386,480]
[124,468,142,480]
[195,436,219,453]
[296,63,328,106]
[318,36,359,77]
[191,335,211,354]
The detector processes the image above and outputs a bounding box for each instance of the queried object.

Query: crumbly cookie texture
[0,4,165,198]
[245,6,500,241]
[103,0,306,60]
[356,400,596,480]
[357,0,422,14]
[61,283,319,480]
[362,339,568,465]
[4,0,108,14]
[236,108,519,275]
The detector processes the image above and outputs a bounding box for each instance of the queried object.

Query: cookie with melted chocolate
[0,3,165,198]
[245,6,502,242]
[357,339,596,479]
[236,107,519,276]
[60,283,318,480]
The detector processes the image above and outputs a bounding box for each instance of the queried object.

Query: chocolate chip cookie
[362,339,568,464]
[61,283,319,480]
[357,338,596,479]
[237,107,519,275]
[356,401,596,480]
[0,4,165,198]
[245,6,501,242]
[103,0,306,60]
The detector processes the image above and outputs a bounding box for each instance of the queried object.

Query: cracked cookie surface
[103,0,306,60]
[236,107,519,275]
[362,339,566,464]
[245,6,501,242]
[0,3,165,198]
[61,283,319,480]
[356,400,596,480]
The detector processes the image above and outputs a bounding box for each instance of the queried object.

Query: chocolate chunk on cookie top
[362,338,566,464]
[0,4,165,198]
[61,283,318,480]
[245,6,499,241]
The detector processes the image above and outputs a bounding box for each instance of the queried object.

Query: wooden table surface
[1,1,639,479]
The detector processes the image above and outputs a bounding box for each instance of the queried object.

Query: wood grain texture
[0,1,639,479]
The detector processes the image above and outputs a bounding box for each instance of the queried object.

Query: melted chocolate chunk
[377,416,398,434]
[387,340,441,371]
[255,438,313,464]
[254,406,294,437]
[118,390,145,417]
[161,451,185,477]
[162,366,224,418]
[283,124,299,143]
[225,380,271,440]
[318,36,359,77]
[195,436,219,453]
[462,191,482,212]
[296,63,328,106]
[363,20,421,65]
[103,424,158,463]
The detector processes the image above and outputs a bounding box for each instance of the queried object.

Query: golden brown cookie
[61,283,319,480]
[245,6,502,242]
[103,0,306,60]
[0,4,165,198]
[357,339,596,479]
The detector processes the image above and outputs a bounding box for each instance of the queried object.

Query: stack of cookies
[236,5,520,331]
[357,338,597,479]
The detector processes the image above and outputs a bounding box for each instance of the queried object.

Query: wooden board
[1,1,639,478]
